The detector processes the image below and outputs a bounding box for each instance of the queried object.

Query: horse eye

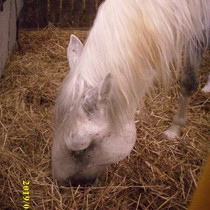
[71,133,76,138]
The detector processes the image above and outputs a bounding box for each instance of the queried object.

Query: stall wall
[0,0,23,76]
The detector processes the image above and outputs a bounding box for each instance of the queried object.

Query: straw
[0,26,209,209]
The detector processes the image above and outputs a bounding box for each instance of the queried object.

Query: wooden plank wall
[0,0,23,76]
[20,0,105,28]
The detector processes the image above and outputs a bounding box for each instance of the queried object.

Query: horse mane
[55,0,210,132]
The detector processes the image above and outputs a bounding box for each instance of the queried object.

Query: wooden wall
[0,0,23,76]
[20,0,105,29]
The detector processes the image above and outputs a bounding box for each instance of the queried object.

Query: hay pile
[0,26,209,210]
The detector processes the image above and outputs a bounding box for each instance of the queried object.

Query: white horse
[52,0,210,186]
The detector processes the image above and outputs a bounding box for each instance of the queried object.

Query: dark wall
[20,0,105,29]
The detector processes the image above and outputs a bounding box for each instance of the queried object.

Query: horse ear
[67,35,83,70]
[83,73,112,114]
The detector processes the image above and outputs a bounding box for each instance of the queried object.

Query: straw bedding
[0,26,209,210]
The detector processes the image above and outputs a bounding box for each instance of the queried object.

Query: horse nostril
[72,149,87,156]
